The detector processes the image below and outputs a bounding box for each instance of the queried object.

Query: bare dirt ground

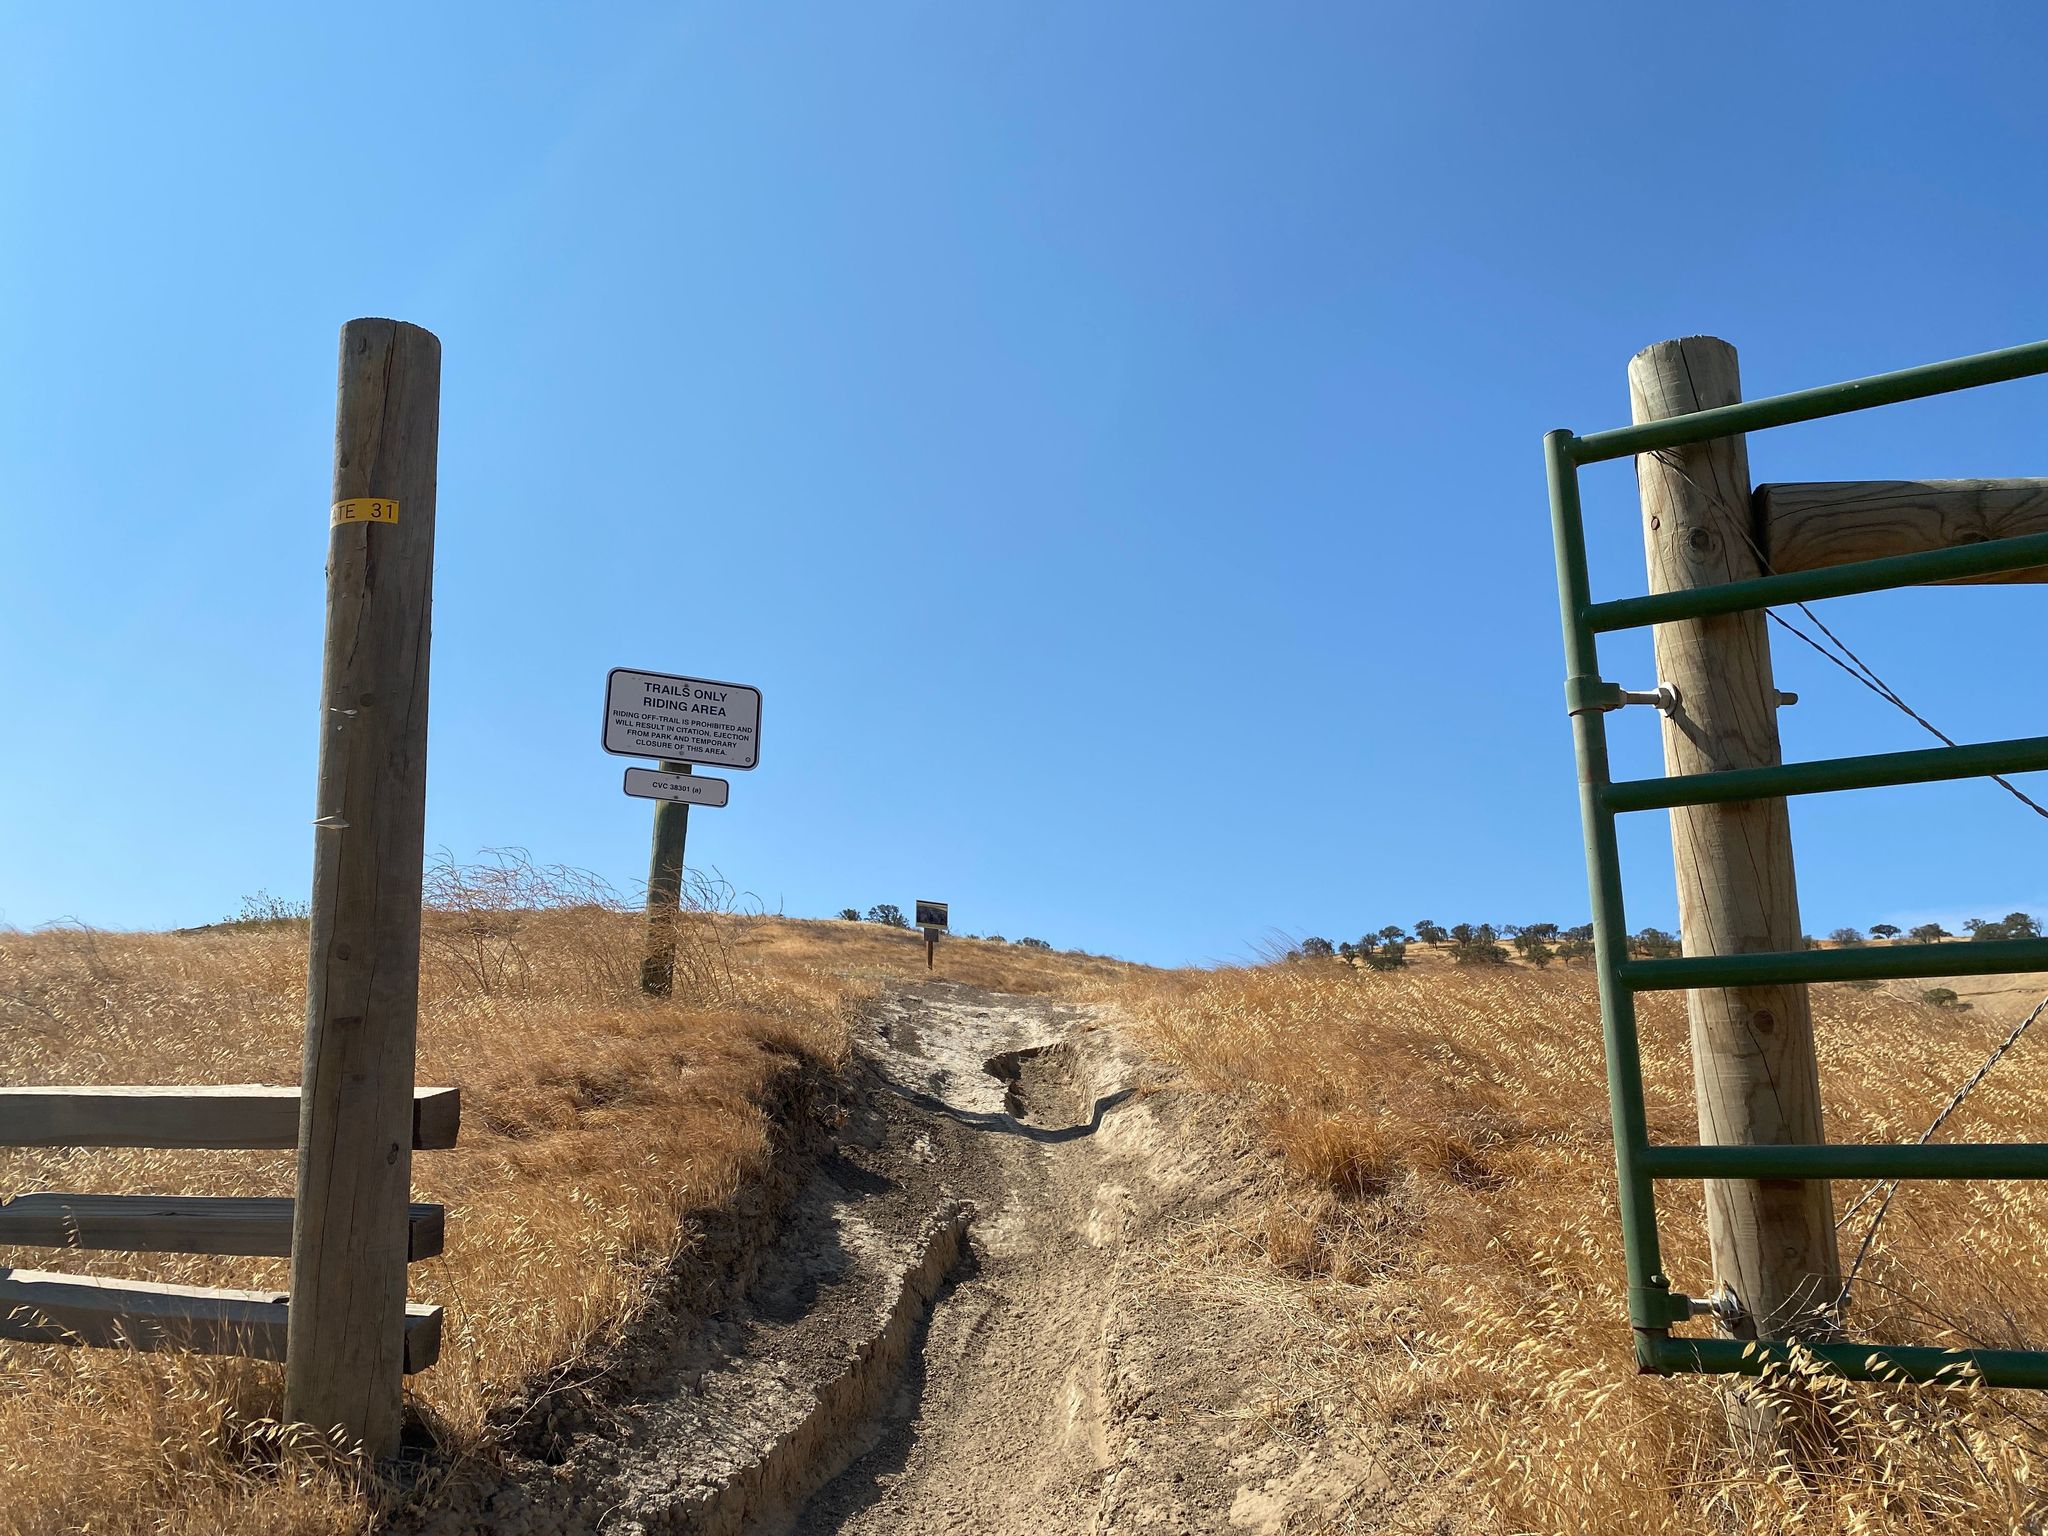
[416,979,1440,1535]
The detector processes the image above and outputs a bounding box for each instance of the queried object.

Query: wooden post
[925,929,936,971]
[640,761,691,996]
[286,318,441,1461]
[1629,336,1840,1339]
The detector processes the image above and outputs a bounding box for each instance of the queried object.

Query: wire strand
[1767,609,2048,821]
[1641,448,2048,822]
[1835,990,2048,1313]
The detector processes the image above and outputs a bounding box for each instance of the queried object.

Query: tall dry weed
[0,862,859,1536]
[1125,961,2048,1533]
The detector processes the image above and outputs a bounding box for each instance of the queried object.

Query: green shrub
[1365,938,1407,970]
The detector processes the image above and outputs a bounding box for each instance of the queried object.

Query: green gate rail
[1545,338,2048,1387]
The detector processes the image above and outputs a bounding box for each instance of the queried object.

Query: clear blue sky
[3,3,2045,967]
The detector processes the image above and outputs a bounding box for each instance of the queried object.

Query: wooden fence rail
[0,1270,441,1370]
[1757,478,2048,583]
[0,1085,458,1150]
[0,1195,445,1260]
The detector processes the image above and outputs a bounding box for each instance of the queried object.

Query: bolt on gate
[1546,337,2048,1386]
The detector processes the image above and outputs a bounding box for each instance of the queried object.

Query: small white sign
[603,668,762,769]
[624,769,730,807]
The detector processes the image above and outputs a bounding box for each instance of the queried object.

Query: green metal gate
[1545,339,2048,1385]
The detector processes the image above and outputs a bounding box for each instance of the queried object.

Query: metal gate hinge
[1566,677,1681,717]
[1629,1283,1696,1328]
[1565,676,1624,716]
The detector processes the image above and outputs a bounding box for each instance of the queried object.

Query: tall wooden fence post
[640,760,691,996]
[286,318,442,1461]
[1629,336,1840,1339]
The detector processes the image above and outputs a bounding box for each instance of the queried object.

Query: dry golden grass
[0,876,864,1536]
[731,916,1144,997]
[1122,959,2048,1534]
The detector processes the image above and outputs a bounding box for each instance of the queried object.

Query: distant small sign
[623,768,730,807]
[603,668,762,769]
[915,900,949,932]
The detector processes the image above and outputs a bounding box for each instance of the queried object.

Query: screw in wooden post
[1629,336,1840,1340]
[285,318,441,1463]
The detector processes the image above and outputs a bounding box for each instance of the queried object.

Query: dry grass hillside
[0,889,869,1536]
[12,885,2040,1535]
[732,916,1141,996]
[0,881,1142,1536]
[1120,958,2048,1534]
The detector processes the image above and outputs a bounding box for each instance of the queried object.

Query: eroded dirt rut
[790,987,1135,1534]
[421,981,1419,1535]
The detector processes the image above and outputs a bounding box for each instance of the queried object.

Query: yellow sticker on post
[332,497,400,526]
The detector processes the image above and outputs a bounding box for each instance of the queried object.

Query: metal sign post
[917,901,949,972]
[603,668,763,998]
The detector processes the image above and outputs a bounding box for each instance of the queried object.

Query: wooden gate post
[1629,337,1840,1339]
[286,318,442,1460]
[640,761,691,996]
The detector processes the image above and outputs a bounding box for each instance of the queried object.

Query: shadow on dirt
[874,1077,1135,1144]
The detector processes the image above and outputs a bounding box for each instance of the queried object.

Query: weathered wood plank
[0,1085,459,1150]
[1757,478,2048,583]
[0,1195,444,1261]
[0,1268,441,1372]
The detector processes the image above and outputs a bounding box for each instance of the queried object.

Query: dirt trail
[788,980,1429,1536]
[789,984,1136,1534]
[421,980,1430,1535]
